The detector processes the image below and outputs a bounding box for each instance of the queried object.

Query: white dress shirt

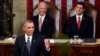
[39,14,46,23]
[76,14,83,22]
[25,33,32,44]
[25,33,50,51]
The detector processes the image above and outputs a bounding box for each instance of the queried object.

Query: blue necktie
[26,37,31,53]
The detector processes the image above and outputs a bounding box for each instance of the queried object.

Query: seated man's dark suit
[14,34,50,56]
[66,14,93,39]
[33,15,54,38]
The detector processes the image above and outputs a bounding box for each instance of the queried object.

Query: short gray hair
[23,20,34,27]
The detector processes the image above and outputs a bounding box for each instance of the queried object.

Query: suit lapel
[21,35,29,56]
[21,35,26,48]
[79,14,86,32]
[35,15,39,32]
[30,34,37,55]
[37,15,39,29]
[73,16,79,31]
[41,15,48,32]
[37,15,47,32]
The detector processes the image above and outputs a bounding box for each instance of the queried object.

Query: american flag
[27,0,100,36]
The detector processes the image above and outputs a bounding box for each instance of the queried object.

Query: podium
[0,39,100,56]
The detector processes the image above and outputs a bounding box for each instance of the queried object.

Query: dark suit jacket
[66,14,93,39]
[33,15,54,38]
[14,34,51,56]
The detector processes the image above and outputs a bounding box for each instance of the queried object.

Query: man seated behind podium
[14,20,51,56]
[33,1,54,38]
[66,2,93,39]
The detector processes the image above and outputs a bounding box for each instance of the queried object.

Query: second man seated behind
[66,2,93,39]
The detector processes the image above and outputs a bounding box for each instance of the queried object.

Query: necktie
[77,16,81,30]
[39,16,42,32]
[26,37,31,53]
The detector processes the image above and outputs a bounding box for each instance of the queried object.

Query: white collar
[39,14,46,22]
[25,33,32,44]
[76,14,83,22]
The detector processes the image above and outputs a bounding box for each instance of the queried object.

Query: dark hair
[77,2,86,9]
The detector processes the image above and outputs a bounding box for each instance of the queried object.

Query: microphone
[21,42,26,56]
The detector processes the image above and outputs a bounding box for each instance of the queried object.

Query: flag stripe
[78,0,84,2]
[55,0,61,9]
[33,0,39,8]
[44,0,50,2]
[27,0,33,19]
[39,0,44,2]
[72,0,78,8]
[95,0,100,36]
[61,0,67,31]
[61,0,67,19]
[84,0,89,4]
[67,0,72,12]
[33,0,39,16]
[50,0,55,5]
[89,0,95,5]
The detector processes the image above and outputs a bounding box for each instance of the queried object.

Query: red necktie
[77,17,81,30]
[39,17,42,32]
